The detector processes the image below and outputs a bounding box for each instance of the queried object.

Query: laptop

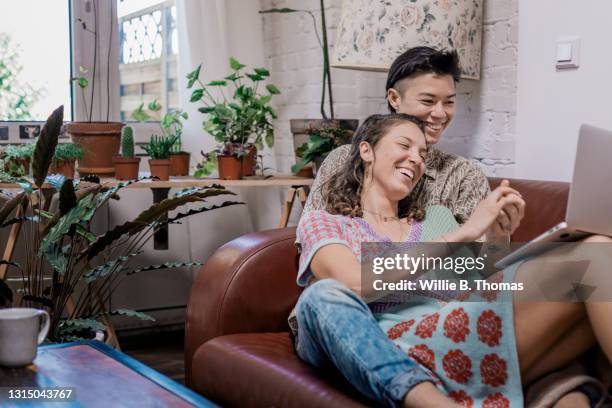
[495,124,612,269]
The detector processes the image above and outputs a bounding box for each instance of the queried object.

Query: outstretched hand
[462,180,525,241]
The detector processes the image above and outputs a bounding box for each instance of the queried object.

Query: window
[117,0,178,121]
[0,1,72,122]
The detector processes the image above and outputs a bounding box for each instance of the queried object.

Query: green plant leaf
[198,106,215,114]
[224,73,242,82]
[190,89,204,102]
[266,84,281,94]
[186,64,201,88]
[57,318,106,334]
[79,65,89,74]
[148,99,162,112]
[229,57,246,71]
[78,77,88,88]
[83,252,143,283]
[265,128,274,148]
[254,68,270,77]
[155,201,243,229]
[110,309,155,321]
[246,73,263,82]
[59,179,76,215]
[0,259,20,271]
[207,80,227,86]
[46,245,67,275]
[32,105,63,187]
[260,95,272,104]
[125,261,203,276]
[39,193,94,255]
[131,103,151,122]
[84,188,237,260]
[259,8,299,14]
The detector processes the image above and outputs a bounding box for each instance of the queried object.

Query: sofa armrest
[185,227,302,386]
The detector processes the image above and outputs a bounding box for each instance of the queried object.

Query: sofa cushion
[191,332,370,408]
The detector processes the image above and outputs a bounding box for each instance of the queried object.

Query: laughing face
[360,121,427,201]
[387,73,456,145]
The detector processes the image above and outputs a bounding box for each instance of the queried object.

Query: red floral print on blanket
[477,310,503,347]
[408,344,436,371]
[482,392,510,408]
[448,390,474,407]
[481,353,508,387]
[386,319,415,340]
[414,312,440,339]
[443,307,470,343]
[442,349,473,384]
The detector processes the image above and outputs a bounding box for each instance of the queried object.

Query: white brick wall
[260,0,518,177]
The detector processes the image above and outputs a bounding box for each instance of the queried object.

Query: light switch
[556,42,572,62]
[556,37,580,70]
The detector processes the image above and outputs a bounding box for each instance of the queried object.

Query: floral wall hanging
[332,0,484,79]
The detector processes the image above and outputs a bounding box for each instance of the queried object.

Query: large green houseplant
[0,105,241,343]
[260,1,358,176]
[186,57,280,179]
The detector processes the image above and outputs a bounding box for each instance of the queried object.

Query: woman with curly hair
[293,113,612,407]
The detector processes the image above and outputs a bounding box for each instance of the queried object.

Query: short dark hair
[386,47,461,112]
[323,113,427,220]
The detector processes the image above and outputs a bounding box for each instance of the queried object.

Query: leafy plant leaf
[254,68,270,77]
[32,105,63,187]
[198,107,215,114]
[207,80,227,86]
[110,309,155,321]
[84,188,237,260]
[155,201,243,229]
[190,89,204,102]
[186,64,201,88]
[59,179,77,215]
[57,318,106,334]
[259,8,299,14]
[266,84,281,95]
[83,252,142,283]
[131,103,152,122]
[125,261,203,276]
[265,128,274,148]
[21,295,54,309]
[229,57,246,71]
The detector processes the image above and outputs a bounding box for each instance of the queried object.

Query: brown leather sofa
[185,178,570,407]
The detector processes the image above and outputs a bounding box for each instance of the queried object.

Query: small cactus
[121,126,135,158]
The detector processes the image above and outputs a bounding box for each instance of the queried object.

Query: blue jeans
[295,279,434,407]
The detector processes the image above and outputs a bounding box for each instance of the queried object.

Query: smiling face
[387,73,456,144]
[360,121,427,201]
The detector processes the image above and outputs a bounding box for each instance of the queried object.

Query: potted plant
[291,121,352,176]
[1,142,35,177]
[186,57,279,179]
[113,126,141,180]
[66,8,123,177]
[49,143,83,179]
[131,100,190,177]
[260,2,358,175]
[142,134,178,181]
[0,105,241,343]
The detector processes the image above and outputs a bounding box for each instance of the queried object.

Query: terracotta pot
[66,122,123,176]
[217,155,243,180]
[49,160,76,179]
[289,118,359,175]
[113,156,141,181]
[148,159,171,181]
[241,146,257,177]
[3,157,30,177]
[169,152,190,177]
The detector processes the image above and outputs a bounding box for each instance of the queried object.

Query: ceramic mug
[0,308,50,367]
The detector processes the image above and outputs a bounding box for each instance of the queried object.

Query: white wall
[261,0,519,177]
[516,0,612,181]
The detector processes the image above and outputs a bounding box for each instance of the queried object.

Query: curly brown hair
[323,113,427,221]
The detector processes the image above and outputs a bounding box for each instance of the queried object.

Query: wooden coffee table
[0,340,216,407]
